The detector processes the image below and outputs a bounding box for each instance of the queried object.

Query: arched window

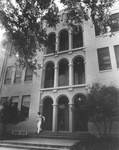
[42,97,53,131]
[74,94,88,131]
[58,96,69,131]
[58,60,69,86]
[44,62,54,88]
[73,28,83,49]
[73,57,85,85]
[59,30,69,51]
[47,33,56,54]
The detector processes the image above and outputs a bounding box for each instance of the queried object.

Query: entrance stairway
[0,132,90,150]
[29,131,90,140]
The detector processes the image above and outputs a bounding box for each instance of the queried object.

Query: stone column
[41,68,45,88]
[54,65,58,88]
[52,104,58,132]
[68,103,74,132]
[56,35,59,53]
[69,62,73,87]
[69,29,72,50]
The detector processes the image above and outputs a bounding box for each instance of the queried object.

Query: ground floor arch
[42,97,53,131]
[57,96,69,131]
[41,93,88,133]
[74,94,88,131]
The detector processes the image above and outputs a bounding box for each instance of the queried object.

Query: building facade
[0,9,119,135]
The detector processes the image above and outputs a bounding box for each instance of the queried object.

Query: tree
[86,83,118,139]
[0,99,25,134]
[0,0,118,69]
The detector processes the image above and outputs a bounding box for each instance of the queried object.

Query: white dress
[36,115,45,133]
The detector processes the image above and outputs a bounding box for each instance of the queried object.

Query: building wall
[0,9,119,134]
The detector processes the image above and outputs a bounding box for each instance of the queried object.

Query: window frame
[114,45,119,68]
[14,66,23,83]
[21,95,30,119]
[97,47,112,71]
[24,66,33,82]
[4,66,13,84]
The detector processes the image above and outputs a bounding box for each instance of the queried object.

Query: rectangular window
[25,66,33,81]
[114,45,119,68]
[21,95,30,119]
[11,96,19,111]
[97,47,112,71]
[4,66,13,84]
[14,66,22,83]
[94,21,101,36]
[111,13,119,32]
[0,97,9,105]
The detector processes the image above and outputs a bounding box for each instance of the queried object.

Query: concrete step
[0,139,73,150]
[0,143,58,150]
[29,131,90,140]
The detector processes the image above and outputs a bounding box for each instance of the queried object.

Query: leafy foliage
[0,100,26,133]
[61,0,117,33]
[0,0,59,69]
[86,83,118,138]
[0,0,118,69]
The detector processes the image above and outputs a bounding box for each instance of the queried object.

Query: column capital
[52,104,58,106]
[54,65,59,69]
[68,63,73,67]
[56,35,59,39]
[68,103,74,105]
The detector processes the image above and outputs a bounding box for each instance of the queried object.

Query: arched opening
[73,57,85,85]
[44,62,54,88]
[73,27,83,49]
[59,29,69,51]
[47,33,56,54]
[42,98,53,131]
[58,60,69,86]
[74,94,88,131]
[58,96,69,131]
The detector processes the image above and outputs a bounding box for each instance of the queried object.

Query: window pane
[4,66,13,84]
[73,29,83,48]
[114,45,119,68]
[97,47,112,71]
[11,96,19,112]
[0,97,9,105]
[25,66,33,81]
[111,13,119,32]
[21,95,30,119]
[94,21,101,36]
[14,66,22,83]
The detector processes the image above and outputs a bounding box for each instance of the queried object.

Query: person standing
[36,112,45,133]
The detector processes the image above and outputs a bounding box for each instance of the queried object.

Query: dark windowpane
[114,45,119,68]
[97,47,112,71]
[14,66,22,83]
[111,13,119,32]
[44,63,54,88]
[95,22,101,36]
[21,95,30,119]
[59,30,69,51]
[25,66,33,81]
[4,66,13,84]
[47,33,56,54]
[73,29,83,48]
[11,96,19,112]
[0,97,9,105]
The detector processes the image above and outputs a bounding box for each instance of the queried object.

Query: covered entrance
[57,96,69,131]
[42,97,53,131]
